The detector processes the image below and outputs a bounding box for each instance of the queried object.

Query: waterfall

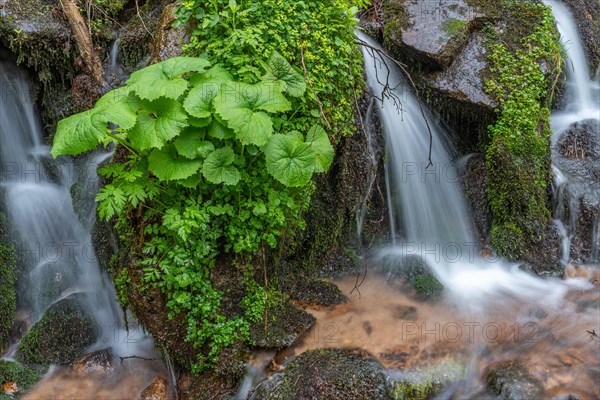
[358,32,589,308]
[543,0,600,265]
[0,49,165,395]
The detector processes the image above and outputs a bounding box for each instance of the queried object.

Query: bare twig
[356,38,434,168]
[587,329,599,339]
[119,355,160,364]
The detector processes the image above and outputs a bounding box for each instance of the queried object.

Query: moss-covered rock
[16,294,98,365]
[486,360,543,399]
[382,0,563,272]
[0,360,41,395]
[256,349,390,399]
[0,212,17,353]
[388,362,464,400]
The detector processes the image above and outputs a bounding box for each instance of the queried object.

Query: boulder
[255,349,389,399]
[16,294,99,365]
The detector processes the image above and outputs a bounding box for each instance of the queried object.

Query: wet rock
[255,348,389,399]
[139,376,168,400]
[461,154,492,244]
[384,0,483,69]
[150,3,188,63]
[576,298,600,312]
[486,360,543,400]
[432,32,496,109]
[70,349,113,375]
[284,277,347,305]
[555,120,600,264]
[16,294,99,365]
[558,120,600,161]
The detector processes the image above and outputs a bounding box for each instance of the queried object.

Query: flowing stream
[285,17,599,399]
[0,49,168,398]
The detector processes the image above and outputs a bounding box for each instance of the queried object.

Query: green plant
[482,2,562,258]
[51,55,334,371]
[413,274,443,297]
[173,0,365,141]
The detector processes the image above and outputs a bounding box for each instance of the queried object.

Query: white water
[1,50,165,395]
[358,32,591,310]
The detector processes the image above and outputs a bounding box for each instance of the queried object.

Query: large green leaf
[148,144,203,181]
[262,51,306,97]
[127,57,210,101]
[202,147,241,185]
[207,120,235,140]
[264,134,316,187]
[213,82,290,146]
[127,98,189,150]
[51,88,137,157]
[305,125,334,172]
[174,128,215,159]
[189,65,233,87]
[184,83,218,118]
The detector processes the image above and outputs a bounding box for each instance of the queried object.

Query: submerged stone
[69,349,113,375]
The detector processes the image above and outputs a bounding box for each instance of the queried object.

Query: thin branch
[119,355,160,364]
[356,38,434,168]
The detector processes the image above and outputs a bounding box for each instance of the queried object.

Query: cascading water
[543,0,600,265]
[358,31,587,305]
[282,30,599,399]
[1,49,167,398]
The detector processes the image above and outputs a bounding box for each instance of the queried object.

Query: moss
[16,295,98,365]
[0,360,41,394]
[0,213,17,353]
[480,2,562,261]
[412,274,443,298]
[388,362,464,400]
[442,19,468,37]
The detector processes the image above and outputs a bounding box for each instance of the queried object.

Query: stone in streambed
[255,349,389,399]
[139,376,168,400]
[70,349,113,375]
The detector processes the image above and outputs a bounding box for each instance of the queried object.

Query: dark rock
[461,154,492,244]
[576,298,600,312]
[70,349,113,375]
[555,120,600,264]
[284,277,347,305]
[558,120,600,161]
[139,376,168,400]
[384,0,483,69]
[16,294,99,365]
[249,301,315,349]
[432,32,496,109]
[486,360,544,400]
[255,348,389,399]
